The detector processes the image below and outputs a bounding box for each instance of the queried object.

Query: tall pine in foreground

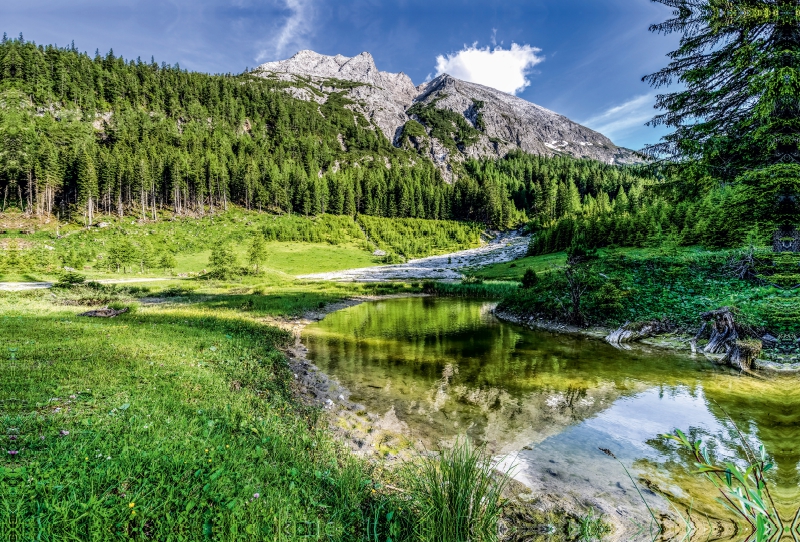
[644,0,800,247]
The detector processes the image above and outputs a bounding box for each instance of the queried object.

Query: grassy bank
[2,277,527,541]
[0,209,487,282]
[451,247,800,342]
[2,292,380,540]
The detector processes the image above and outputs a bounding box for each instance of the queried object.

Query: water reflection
[303,298,800,538]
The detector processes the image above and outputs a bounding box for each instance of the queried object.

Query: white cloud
[256,0,315,62]
[434,43,543,95]
[582,94,657,142]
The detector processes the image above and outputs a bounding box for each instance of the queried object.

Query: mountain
[254,50,416,144]
[255,50,642,178]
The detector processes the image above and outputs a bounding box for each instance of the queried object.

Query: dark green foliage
[644,1,800,179]
[520,268,538,289]
[498,248,797,333]
[0,37,577,230]
[54,271,86,287]
[645,1,800,240]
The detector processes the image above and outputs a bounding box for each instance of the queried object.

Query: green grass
[424,281,521,300]
[174,242,379,277]
[494,246,800,336]
[402,438,508,542]
[0,208,488,281]
[472,252,568,281]
[1,286,521,541]
[0,293,377,540]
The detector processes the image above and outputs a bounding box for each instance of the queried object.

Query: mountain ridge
[255,50,642,178]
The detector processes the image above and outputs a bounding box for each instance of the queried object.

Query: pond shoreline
[272,294,699,541]
[492,308,800,374]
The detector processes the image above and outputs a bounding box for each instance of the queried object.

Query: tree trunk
[690,307,762,369]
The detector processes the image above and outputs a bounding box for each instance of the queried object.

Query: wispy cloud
[256,0,315,62]
[434,42,543,95]
[582,94,657,143]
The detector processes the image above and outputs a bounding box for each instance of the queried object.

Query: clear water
[303,297,800,530]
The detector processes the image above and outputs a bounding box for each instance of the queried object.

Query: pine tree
[76,148,98,226]
[644,0,800,240]
[247,234,267,274]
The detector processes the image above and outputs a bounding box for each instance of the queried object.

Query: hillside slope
[255,50,642,179]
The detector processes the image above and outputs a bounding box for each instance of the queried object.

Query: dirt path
[298,230,530,281]
[0,277,172,292]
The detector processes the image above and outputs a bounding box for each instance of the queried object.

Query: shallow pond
[303,298,800,537]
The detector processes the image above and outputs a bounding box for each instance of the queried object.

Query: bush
[208,245,240,279]
[520,268,538,289]
[54,272,86,288]
[462,274,484,285]
[382,252,404,264]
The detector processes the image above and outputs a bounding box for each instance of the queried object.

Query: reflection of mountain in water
[303,298,800,540]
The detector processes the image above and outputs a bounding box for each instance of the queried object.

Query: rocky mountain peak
[255,50,642,174]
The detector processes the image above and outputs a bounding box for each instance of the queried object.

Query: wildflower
[131,510,136,516]
[70,395,76,399]
[59,430,69,437]
[8,450,18,456]
[252,493,260,499]
[85,457,88,461]
[129,502,135,508]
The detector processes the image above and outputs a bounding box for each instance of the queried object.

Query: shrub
[208,245,240,279]
[520,268,538,289]
[54,272,86,287]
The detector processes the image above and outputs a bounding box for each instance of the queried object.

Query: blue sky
[1,0,680,150]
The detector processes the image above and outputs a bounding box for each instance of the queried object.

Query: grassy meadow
[0,205,509,541]
[1,292,378,540]
[0,209,486,282]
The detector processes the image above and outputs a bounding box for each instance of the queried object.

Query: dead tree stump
[690,307,762,369]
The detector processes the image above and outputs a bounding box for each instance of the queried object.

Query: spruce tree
[76,148,98,226]
[247,234,267,274]
[644,0,800,242]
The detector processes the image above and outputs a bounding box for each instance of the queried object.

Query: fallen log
[605,320,668,345]
[78,307,129,318]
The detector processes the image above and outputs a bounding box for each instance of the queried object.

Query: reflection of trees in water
[642,378,800,522]
[560,386,589,420]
